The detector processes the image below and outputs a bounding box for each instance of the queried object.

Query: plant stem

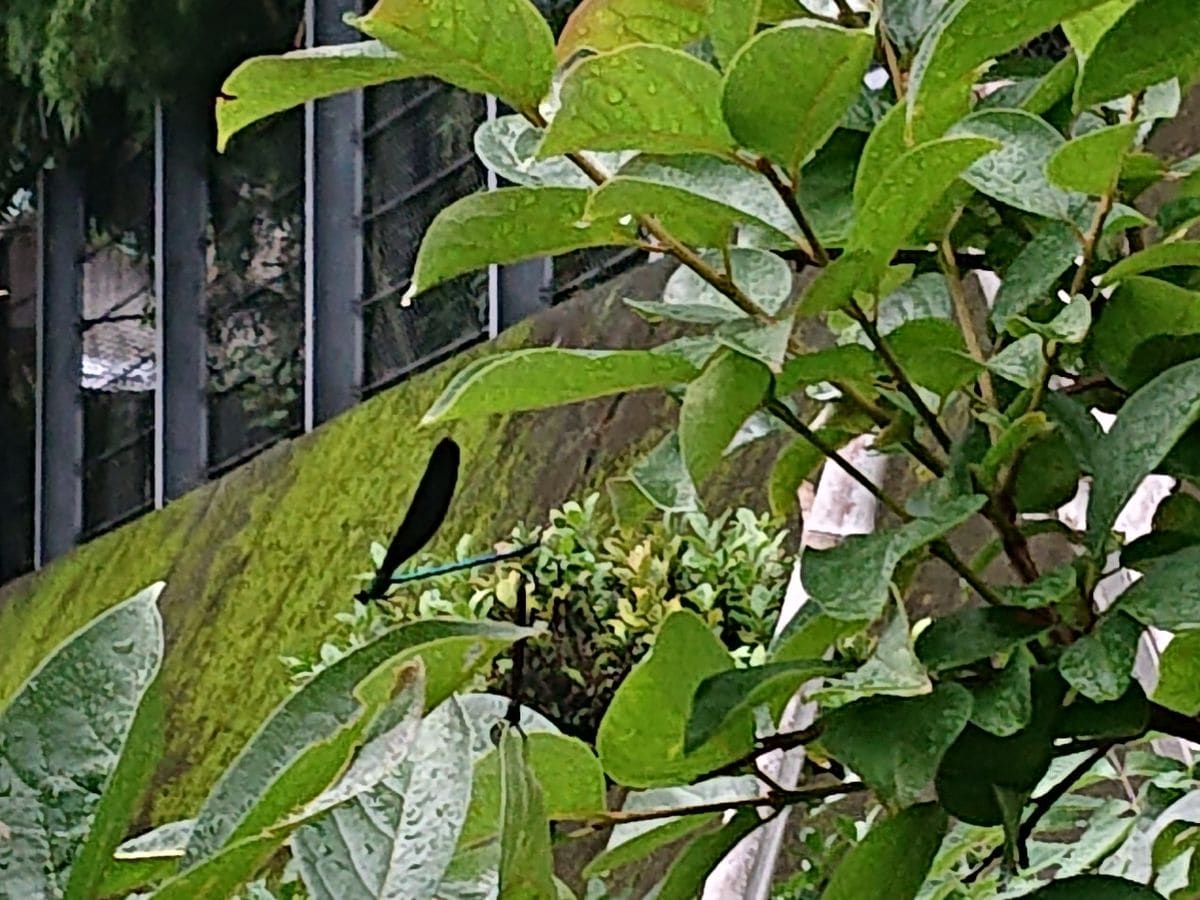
[846,299,954,451]
[940,234,996,411]
[563,780,867,836]
[754,158,829,265]
[964,745,1110,884]
[703,724,826,780]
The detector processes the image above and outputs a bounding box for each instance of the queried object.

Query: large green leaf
[1076,0,1200,108]
[459,732,606,850]
[803,495,986,621]
[813,602,932,705]
[777,345,880,393]
[152,662,429,900]
[1099,241,1200,286]
[1046,122,1139,195]
[907,0,1112,129]
[541,46,732,158]
[971,651,1034,737]
[680,350,771,484]
[882,0,953,57]
[1063,0,1135,59]
[1091,277,1200,391]
[685,658,845,752]
[409,187,638,297]
[423,347,698,425]
[710,0,761,66]
[497,726,557,899]
[183,620,531,864]
[557,0,710,60]
[950,109,1081,220]
[991,223,1081,333]
[1058,612,1143,702]
[290,697,475,900]
[1026,875,1164,898]
[0,584,164,900]
[597,610,753,788]
[1086,359,1200,556]
[916,607,1051,672]
[769,431,840,517]
[216,42,419,152]
[1117,544,1200,630]
[821,803,948,900]
[1154,630,1200,715]
[656,808,762,899]
[347,0,554,111]
[722,20,875,176]
[586,154,803,249]
[820,685,973,808]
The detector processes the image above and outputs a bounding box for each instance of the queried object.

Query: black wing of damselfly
[359,437,460,600]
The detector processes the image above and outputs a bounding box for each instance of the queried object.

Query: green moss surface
[0,267,781,826]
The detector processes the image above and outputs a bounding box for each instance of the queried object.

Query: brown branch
[754,157,828,265]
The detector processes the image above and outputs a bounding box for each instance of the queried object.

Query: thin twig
[754,158,828,265]
[846,299,954,451]
[964,745,1110,884]
[562,781,867,836]
[941,234,996,411]
[702,725,826,780]
[879,23,905,100]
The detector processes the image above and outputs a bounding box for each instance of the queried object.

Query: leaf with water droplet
[557,0,709,61]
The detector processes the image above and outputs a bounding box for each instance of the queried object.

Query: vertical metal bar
[34,162,85,566]
[304,0,364,430]
[485,96,552,334]
[154,99,210,506]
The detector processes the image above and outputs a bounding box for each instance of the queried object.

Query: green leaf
[710,0,761,67]
[777,345,881,394]
[971,651,1034,737]
[498,726,557,900]
[1014,431,1083,513]
[557,0,710,61]
[291,696,474,900]
[1059,612,1143,702]
[769,436,827,517]
[951,109,1081,220]
[716,318,794,373]
[722,20,875,176]
[583,777,757,879]
[916,608,1051,672]
[409,187,638,296]
[1086,359,1200,556]
[1017,295,1092,344]
[680,350,771,484]
[888,319,980,397]
[99,819,194,898]
[152,663,429,900]
[423,347,697,424]
[597,611,753,788]
[976,412,1054,490]
[815,602,932,704]
[820,684,973,808]
[586,154,803,249]
[986,334,1046,389]
[473,115,623,189]
[798,249,875,316]
[1154,630,1200,715]
[1117,544,1200,630]
[883,0,952,57]
[908,0,1112,130]
[0,584,164,900]
[1091,277,1200,391]
[630,248,792,327]
[770,605,866,665]
[1047,122,1139,195]
[1076,0,1200,108]
[685,658,845,752]
[821,803,949,900]
[541,46,732,157]
[850,136,998,260]
[1063,0,1135,59]
[799,129,865,246]
[1099,241,1200,286]
[216,42,419,152]
[1123,492,1200,569]
[459,732,606,851]
[991,222,1081,333]
[183,620,530,864]
[804,495,986,621]
[998,564,1079,610]
[657,808,762,899]
[348,0,553,111]
[1055,683,1149,740]
[1025,874,1164,898]
[622,432,701,514]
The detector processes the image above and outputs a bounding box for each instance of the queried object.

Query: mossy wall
[0,260,785,826]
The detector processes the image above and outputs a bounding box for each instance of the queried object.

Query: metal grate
[362,79,489,395]
[80,145,157,540]
[0,208,37,581]
[206,109,306,473]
